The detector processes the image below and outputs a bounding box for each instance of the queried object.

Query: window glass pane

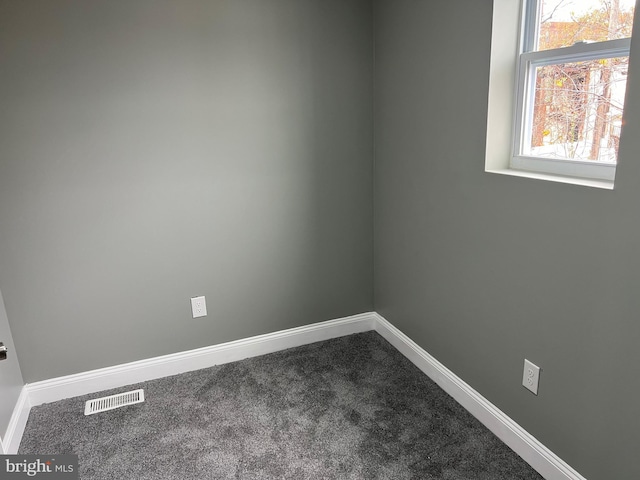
[525,56,628,163]
[536,0,635,51]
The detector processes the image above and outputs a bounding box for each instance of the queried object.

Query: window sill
[485,0,618,193]
[486,168,615,190]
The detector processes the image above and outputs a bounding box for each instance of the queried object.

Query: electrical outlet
[190,296,207,318]
[522,359,540,395]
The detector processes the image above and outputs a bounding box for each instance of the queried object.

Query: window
[486,0,636,188]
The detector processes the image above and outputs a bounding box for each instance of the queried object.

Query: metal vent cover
[84,389,144,415]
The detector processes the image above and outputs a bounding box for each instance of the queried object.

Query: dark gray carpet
[19,332,543,479]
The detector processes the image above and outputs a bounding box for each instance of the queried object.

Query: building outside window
[512,0,636,182]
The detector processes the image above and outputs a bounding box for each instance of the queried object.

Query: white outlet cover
[522,359,540,395]
[190,296,207,318]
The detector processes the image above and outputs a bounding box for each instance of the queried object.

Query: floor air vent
[84,389,145,415]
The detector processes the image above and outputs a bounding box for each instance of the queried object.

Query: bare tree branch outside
[529,0,635,162]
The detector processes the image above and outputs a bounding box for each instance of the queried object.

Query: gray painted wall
[3,0,637,476]
[0,288,24,441]
[0,0,373,382]
[374,1,640,479]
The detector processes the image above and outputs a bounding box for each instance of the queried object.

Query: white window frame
[513,0,631,183]
[485,0,636,189]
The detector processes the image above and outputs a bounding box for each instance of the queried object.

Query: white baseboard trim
[26,311,377,407]
[15,310,583,480]
[373,313,585,480]
[3,387,31,454]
